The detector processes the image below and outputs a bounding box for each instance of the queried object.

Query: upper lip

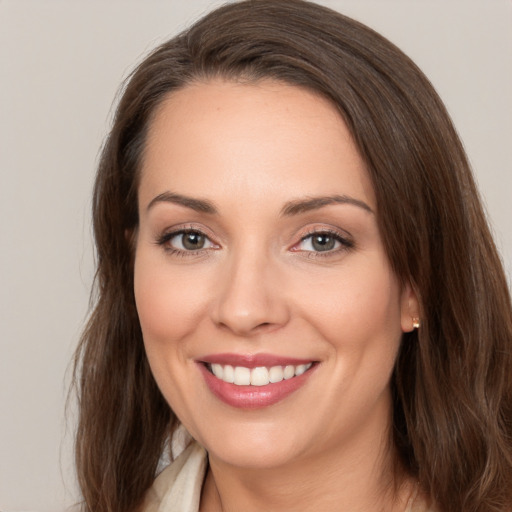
[198,353,315,368]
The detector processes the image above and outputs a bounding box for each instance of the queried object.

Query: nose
[211,248,290,336]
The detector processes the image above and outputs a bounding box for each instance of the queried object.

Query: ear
[400,282,420,333]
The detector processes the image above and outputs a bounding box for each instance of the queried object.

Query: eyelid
[155,224,220,254]
[153,223,354,258]
[290,226,355,255]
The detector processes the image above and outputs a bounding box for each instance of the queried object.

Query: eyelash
[293,229,354,258]
[155,227,354,258]
[155,227,217,257]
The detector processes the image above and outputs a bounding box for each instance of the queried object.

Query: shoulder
[140,441,208,512]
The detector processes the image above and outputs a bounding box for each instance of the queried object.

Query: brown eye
[297,232,343,252]
[310,234,337,252]
[181,231,206,250]
[158,229,216,252]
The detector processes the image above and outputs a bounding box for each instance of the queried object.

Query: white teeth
[211,364,223,379]
[234,366,251,385]
[269,365,284,383]
[283,365,295,379]
[295,364,307,376]
[209,362,313,386]
[223,365,234,383]
[250,367,269,386]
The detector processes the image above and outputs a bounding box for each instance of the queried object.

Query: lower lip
[198,363,317,409]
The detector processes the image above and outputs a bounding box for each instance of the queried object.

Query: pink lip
[196,353,318,409]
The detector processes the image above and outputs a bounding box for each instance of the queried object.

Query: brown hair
[73,1,512,510]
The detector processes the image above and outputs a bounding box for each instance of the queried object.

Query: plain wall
[1,1,510,510]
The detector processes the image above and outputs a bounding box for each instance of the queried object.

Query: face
[134,80,418,470]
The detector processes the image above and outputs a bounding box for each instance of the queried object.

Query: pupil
[183,232,205,250]
[312,234,335,251]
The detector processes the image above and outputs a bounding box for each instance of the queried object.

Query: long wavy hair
[73,1,512,510]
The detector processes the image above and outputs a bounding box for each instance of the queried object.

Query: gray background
[1,1,511,510]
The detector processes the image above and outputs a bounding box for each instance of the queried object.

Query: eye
[157,229,217,253]
[293,230,353,254]
[173,231,210,250]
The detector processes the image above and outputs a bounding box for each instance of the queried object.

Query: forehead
[139,79,374,211]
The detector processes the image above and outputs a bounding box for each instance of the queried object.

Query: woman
[73,1,512,511]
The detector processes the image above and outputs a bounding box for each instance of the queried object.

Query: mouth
[205,361,313,386]
[197,354,318,409]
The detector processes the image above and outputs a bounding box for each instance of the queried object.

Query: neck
[200,414,414,512]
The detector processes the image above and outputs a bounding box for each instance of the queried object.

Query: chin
[207,436,305,470]
[189,415,311,470]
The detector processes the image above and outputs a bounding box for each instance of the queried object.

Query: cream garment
[141,441,434,512]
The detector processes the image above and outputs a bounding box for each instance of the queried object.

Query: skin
[134,80,419,511]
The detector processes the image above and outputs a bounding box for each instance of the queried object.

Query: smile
[197,354,318,409]
[207,362,313,386]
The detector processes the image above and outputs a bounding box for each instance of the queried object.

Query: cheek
[133,251,209,344]
[297,259,403,426]
[133,250,211,421]
[295,255,403,350]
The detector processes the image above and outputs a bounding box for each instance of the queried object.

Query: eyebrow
[147,192,217,214]
[146,191,373,216]
[281,195,373,216]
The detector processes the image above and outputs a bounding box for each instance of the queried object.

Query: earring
[412,317,420,329]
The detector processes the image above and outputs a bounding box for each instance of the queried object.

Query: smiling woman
[72,1,512,511]
[135,82,414,480]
